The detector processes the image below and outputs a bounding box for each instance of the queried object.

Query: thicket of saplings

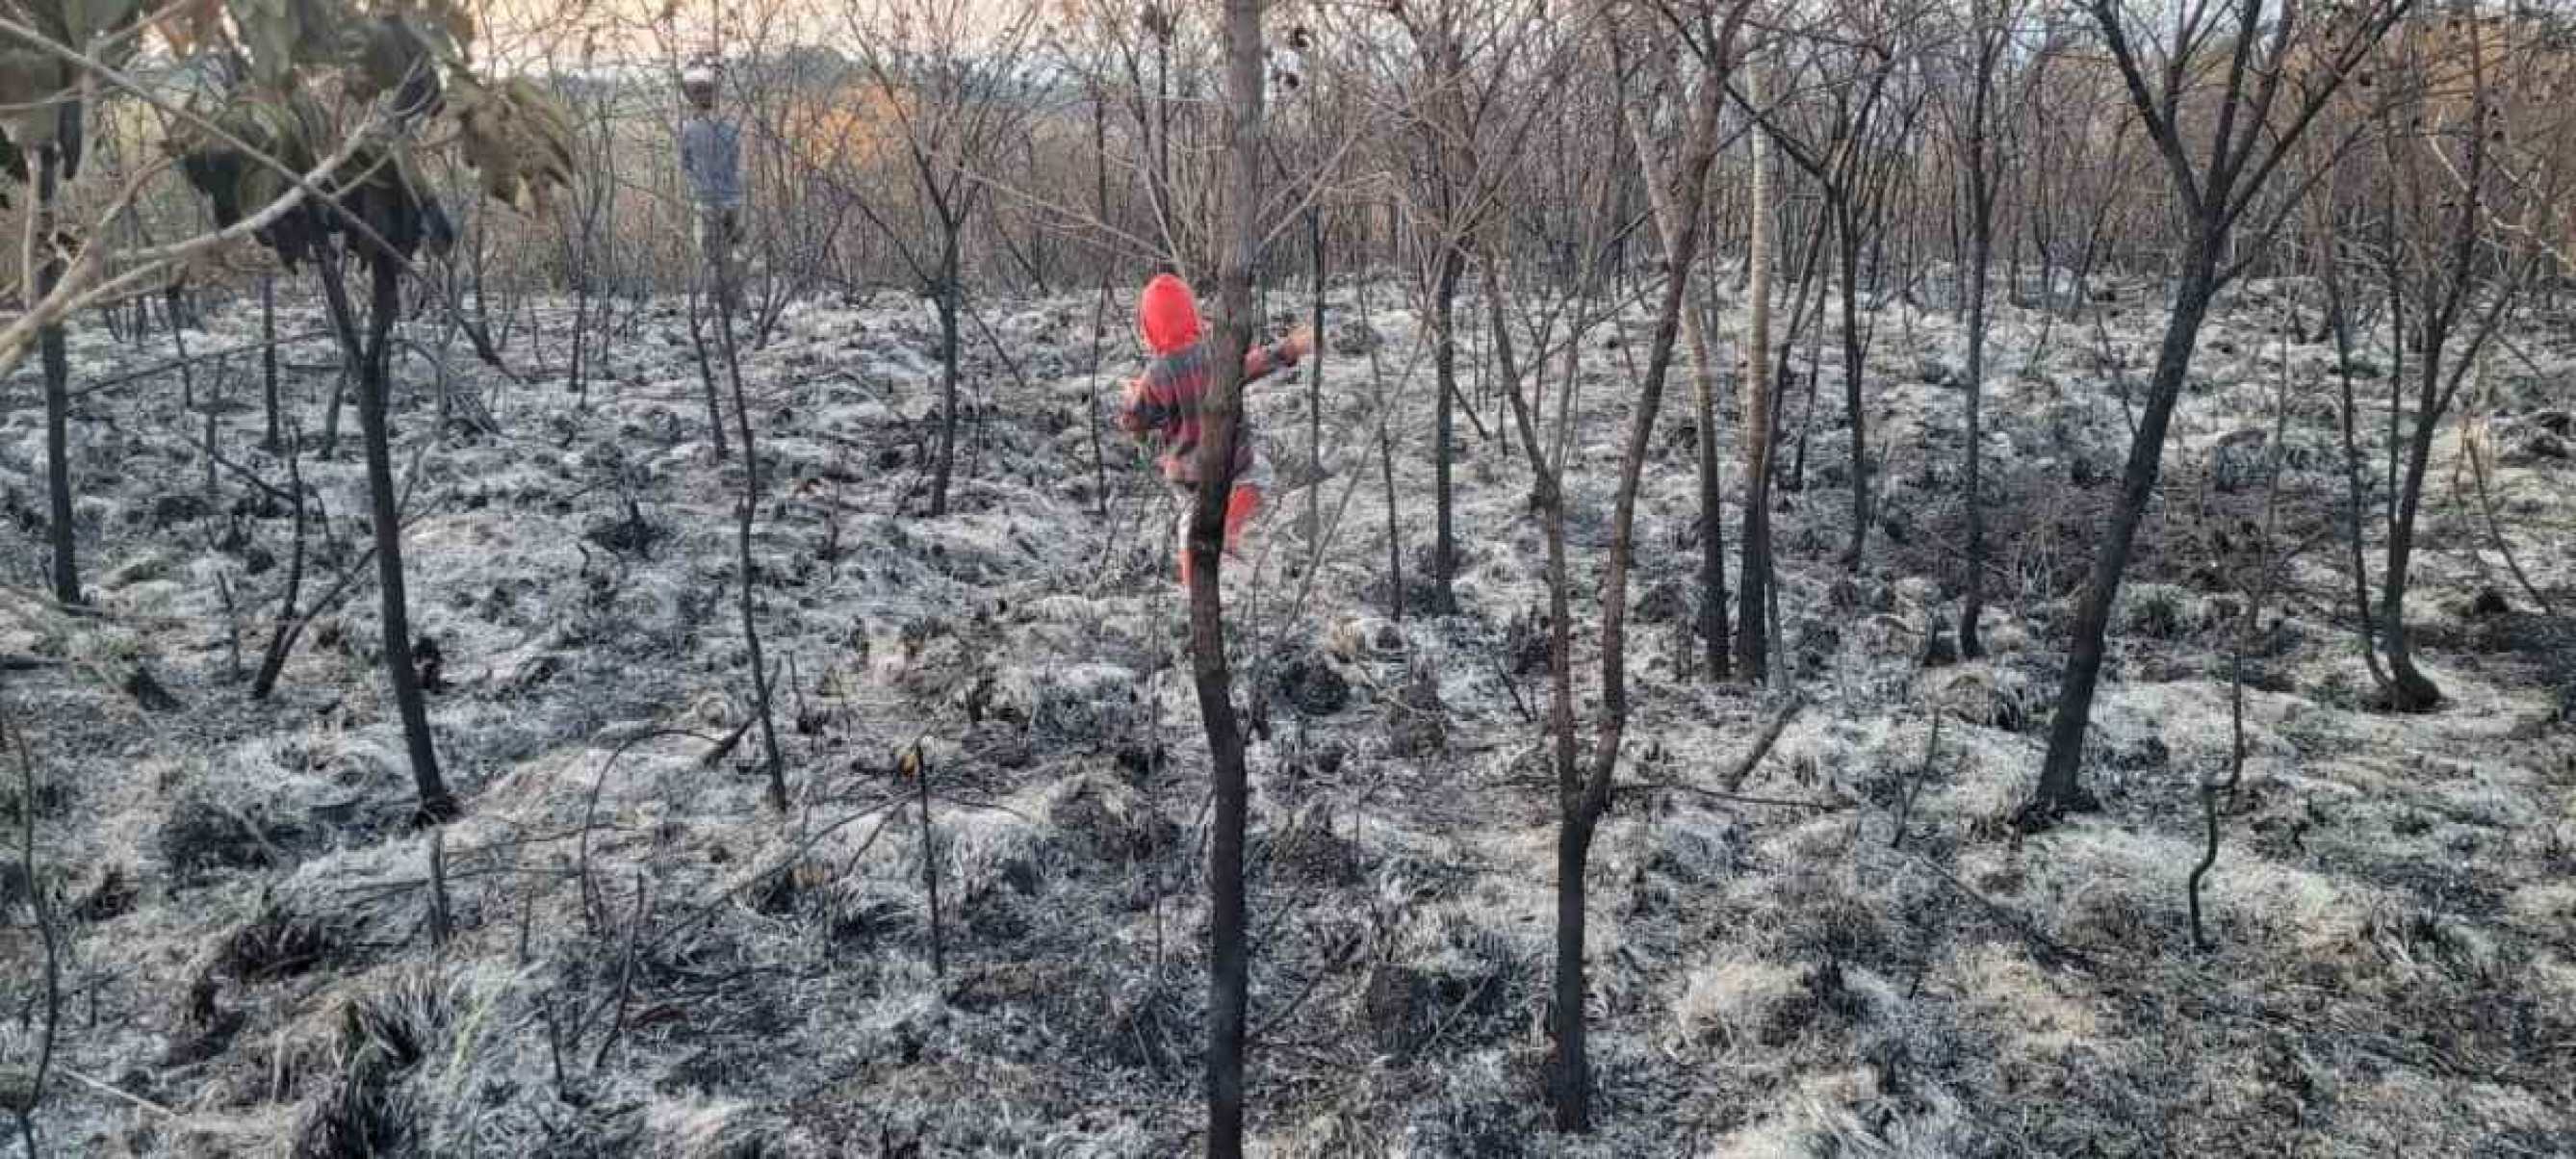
[4,0,2572,1151]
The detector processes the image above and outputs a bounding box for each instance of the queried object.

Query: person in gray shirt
[678,64,744,306]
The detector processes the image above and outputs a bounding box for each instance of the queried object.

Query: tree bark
[691,283,731,461]
[250,429,308,701]
[713,253,788,812]
[932,225,963,518]
[1197,1,1265,1151]
[347,249,455,823]
[1431,244,1464,614]
[1737,62,1775,683]
[1623,99,1728,681]
[2326,269,2398,694]
[1547,809,1598,1128]
[1958,27,1998,658]
[1307,208,1327,560]
[36,146,79,606]
[2030,239,2220,819]
[1838,205,1869,571]
[261,275,283,454]
[1555,42,1727,1129]
[2378,350,2447,711]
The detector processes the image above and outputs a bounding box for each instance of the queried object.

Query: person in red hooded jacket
[1117,272,1313,586]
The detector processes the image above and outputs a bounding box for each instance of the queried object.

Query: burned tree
[1198,0,1263,1150]
[2334,11,2574,710]
[166,6,576,823]
[2025,0,2415,821]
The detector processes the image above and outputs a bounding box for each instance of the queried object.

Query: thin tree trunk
[1197,2,1265,1150]
[1737,63,1775,683]
[2326,268,2396,693]
[1360,278,1406,619]
[1548,808,1597,1128]
[568,223,592,404]
[317,250,365,459]
[349,250,455,822]
[2379,352,2447,710]
[1307,208,1327,560]
[250,429,308,700]
[915,748,943,979]
[1959,60,1996,657]
[932,227,963,518]
[1092,91,1116,521]
[36,147,79,606]
[1555,44,1726,1130]
[1431,245,1464,614]
[690,283,731,460]
[1839,208,1869,570]
[2030,240,2220,820]
[262,275,283,454]
[714,256,787,811]
[2187,778,2219,948]
[1623,100,1729,681]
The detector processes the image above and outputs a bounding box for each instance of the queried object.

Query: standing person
[1117,272,1312,586]
[677,61,744,311]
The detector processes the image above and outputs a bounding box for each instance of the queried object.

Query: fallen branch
[1872,841,2093,970]
[57,1069,173,1119]
[646,801,903,958]
[1718,695,1806,792]
[47,328,338,400]
[1614,781,1850,811]
[698,716,758,770]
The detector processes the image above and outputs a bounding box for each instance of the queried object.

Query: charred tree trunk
[691,283,731,461]
[36,146,79,606]
[931,225,963,519]
[1624,99,1729,681]
[713,254,788,812]
[2379,351,2448,711]
[1307,207,1327,560]
[1197,1,1265,1150]
[1554,39,1729,1128]
[1490,236,1589,1142]
[2029,239,2220,820]
[1958,29,1999,658]
[261,275,283,454]
[1838,205,1869,571]
[1960,214,1992,656]
[348,248,456,823]
[2325,266,2398,694]
[249,429,308,701]
[1431,245,1465,613]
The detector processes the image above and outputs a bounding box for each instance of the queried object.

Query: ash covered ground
[1,270,2571,1155]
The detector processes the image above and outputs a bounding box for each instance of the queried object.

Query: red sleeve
[1242,342,1284,384]
[1116,374,1157,436]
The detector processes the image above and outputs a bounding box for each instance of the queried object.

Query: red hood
[1138,273,1201,355]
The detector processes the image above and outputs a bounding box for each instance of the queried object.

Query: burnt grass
[0,274,2569,1155]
